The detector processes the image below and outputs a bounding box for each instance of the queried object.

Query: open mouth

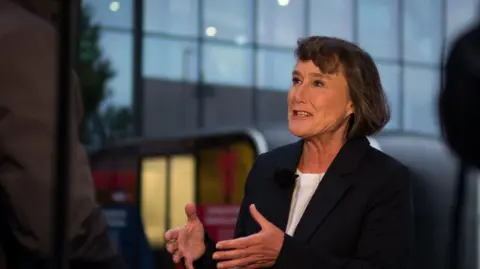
[293,110,312,117]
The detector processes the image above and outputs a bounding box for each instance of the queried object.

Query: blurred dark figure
[0,0,127,268]
[440,22,480,269]
[440,22,480,168]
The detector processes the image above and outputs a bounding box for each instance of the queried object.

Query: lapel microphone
[274,169,298,189]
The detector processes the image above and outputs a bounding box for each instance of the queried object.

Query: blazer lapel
[292,136,370,244]
[265,140,303,232]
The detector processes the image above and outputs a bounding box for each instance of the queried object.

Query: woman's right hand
[165,203,206,269]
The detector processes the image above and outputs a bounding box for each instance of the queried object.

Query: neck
[299,129,347,174]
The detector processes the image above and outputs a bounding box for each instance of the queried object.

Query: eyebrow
[292,70,329,79]
[292,70,301,77]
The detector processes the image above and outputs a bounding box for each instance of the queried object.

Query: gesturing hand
[213,204,284,269]
[164,203,206,269]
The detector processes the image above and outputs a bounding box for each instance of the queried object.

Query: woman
[164,36,413,269]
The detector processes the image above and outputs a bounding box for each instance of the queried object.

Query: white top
[285,170,324,236]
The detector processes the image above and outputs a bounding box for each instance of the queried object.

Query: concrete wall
[142,78,289,138]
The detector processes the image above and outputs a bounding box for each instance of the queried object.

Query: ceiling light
[205,26,217,37]
[109,1,120,12]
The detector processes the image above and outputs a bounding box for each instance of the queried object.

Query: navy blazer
[195,136,413,269]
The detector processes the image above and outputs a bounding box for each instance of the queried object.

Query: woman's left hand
[213,204,284,269]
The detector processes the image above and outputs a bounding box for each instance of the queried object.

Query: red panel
[196,205,240,242]
[218,150,237,199]
[92,171,136,190]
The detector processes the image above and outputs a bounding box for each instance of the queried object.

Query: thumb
[185,202,199,222]
[249,204,269,229]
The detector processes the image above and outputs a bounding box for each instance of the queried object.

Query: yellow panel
[230,142,255,204]
[197,141,255,205]
[169,155,196,229]
[141,157,167,248]
[198,148,224,204]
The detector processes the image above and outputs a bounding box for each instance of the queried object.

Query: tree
[76,4,115,145]
[76,4,136,147]
[100,106,134,141]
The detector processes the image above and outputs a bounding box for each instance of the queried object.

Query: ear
[346,100,354,116]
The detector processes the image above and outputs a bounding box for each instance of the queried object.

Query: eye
[312,80,324,87]
[292,77,301,85]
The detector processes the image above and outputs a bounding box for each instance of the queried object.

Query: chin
[288,124,311,138]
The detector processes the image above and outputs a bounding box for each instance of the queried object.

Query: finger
[217,255,259,269]
[184,257,194,269]
[217,234,258,249]
[166,241,178,253]
[243,264,261,269]
[237,264,258,269]
[213,248,250,260]
[165,228,180,241]
[185,202,199,222]
[249,204,269,229]
[172,250,183,264]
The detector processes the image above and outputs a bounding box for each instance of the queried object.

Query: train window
[140,157,167,247]
[169,155,196,228]
[139,154,196,248]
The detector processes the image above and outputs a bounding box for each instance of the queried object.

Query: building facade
[82,0,479,138]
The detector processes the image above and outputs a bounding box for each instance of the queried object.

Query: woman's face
[288,60,354,139]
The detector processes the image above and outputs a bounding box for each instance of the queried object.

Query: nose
[293,84,307,103]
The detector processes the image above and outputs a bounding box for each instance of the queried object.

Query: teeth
[296,111,311,116]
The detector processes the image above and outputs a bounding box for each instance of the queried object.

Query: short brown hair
[295,36,390,138]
